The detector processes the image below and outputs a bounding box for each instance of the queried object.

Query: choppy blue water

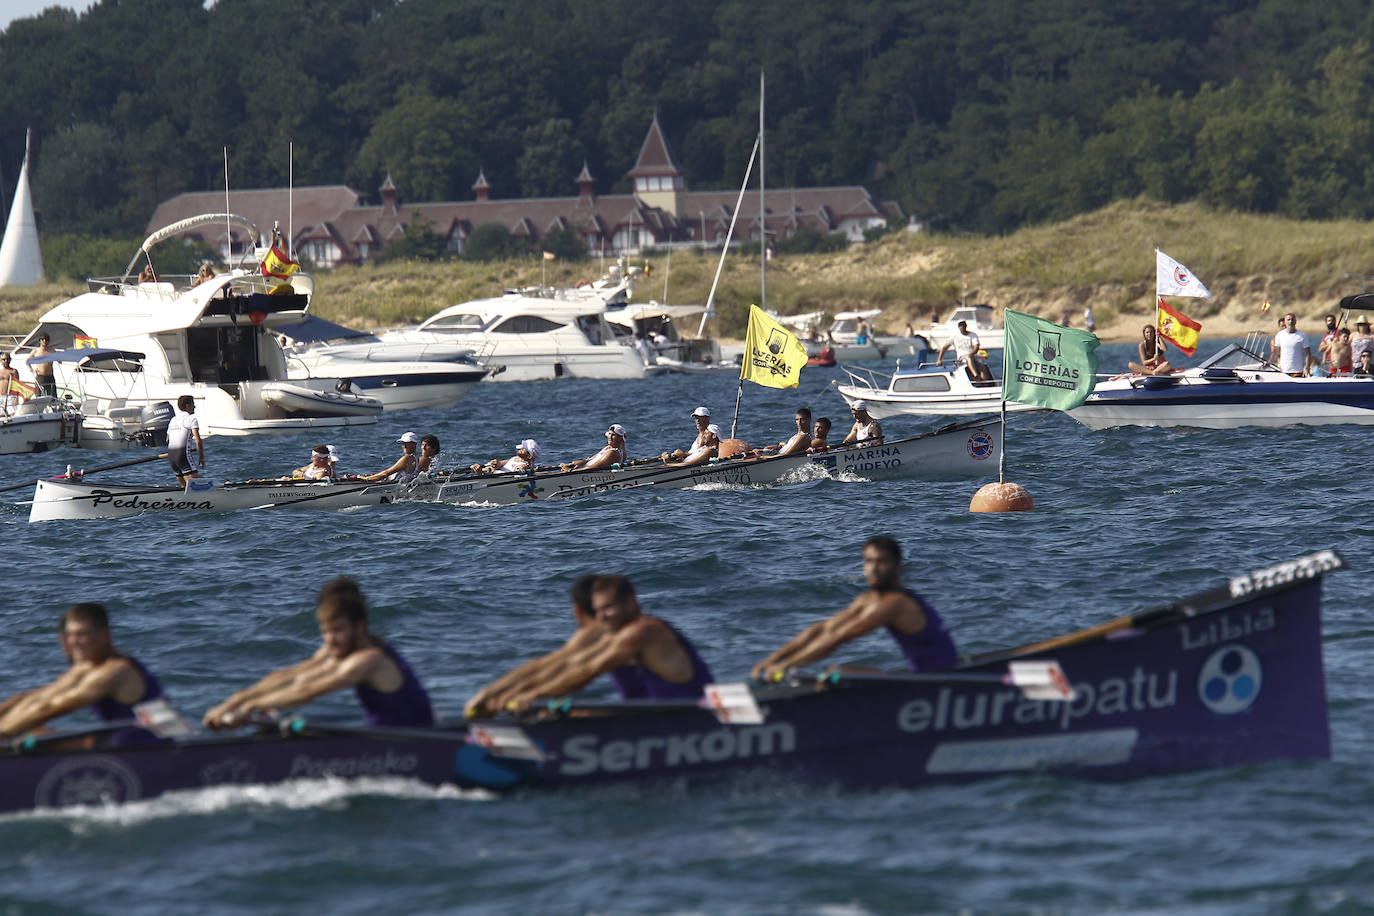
[0,339,1371,915]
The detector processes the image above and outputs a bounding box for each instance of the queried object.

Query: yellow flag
[741,304,807,389]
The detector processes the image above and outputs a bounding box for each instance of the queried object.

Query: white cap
[692,406,711,417]
[608,423,627,437]
[311,445,329,457]
[850,400,869,412]
[398,431,419,443]
[518,438,541,461]
[707,423,721,437]
[327,445,339,463]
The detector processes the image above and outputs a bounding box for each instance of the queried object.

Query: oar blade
[1007,660,1075,700]
[704,682,765,724]
[468,724,546,760]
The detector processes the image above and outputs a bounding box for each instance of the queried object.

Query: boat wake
[0,776,493,827]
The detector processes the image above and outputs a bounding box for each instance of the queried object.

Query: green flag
[1001,309,1100,410]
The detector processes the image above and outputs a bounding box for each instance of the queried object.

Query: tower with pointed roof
[626,114,685,217]
[472,169,491,203]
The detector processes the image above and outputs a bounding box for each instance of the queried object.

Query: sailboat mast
[760,70,766,313]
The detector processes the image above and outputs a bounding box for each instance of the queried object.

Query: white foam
[2,776,494,827]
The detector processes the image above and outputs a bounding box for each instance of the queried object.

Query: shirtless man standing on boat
[0,603,172,744]
[841,401,883,446]
[203,576,434,729]
[465,574,610,718]
[506,575,714,710]
[752,536,958,681]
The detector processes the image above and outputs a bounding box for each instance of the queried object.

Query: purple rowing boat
[0,551,1337,812]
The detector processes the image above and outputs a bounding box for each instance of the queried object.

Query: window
[489,315,565,334]
[422,313,485,332]
[892,375,951,393]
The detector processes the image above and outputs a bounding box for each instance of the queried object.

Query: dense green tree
[466,222,519,261]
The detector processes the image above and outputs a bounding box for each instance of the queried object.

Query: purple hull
[0,553,1336,811]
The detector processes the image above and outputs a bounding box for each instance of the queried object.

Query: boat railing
[85,272,295,301]
[840,364,894,391]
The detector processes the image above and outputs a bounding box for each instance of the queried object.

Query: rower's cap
[707,423,721,437]
[608,423,627,437]
[518,438,541,460]
[398,431,419,443]
[692,406,711,417]
[850,399,868,412]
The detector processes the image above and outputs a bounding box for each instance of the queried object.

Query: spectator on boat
[360,431,420,483]
[290,445,336,480]
[632,333,658,367]
[137,264,158,284]
[811,417,832,450]
[760,407,813,457]
[1355,351,1374,378]
[1317,314,1340,375]
[1328,328,1353,376]
[0,603,174,745]
[466,574,613,718]
[191,264,215,288]
[1273,313,1312,377]
[1084,305,1096,333]
[167,394,205,487]
[936,320,993,381]
[1351,317,1374,366]
[0,354,17,412]
[562,424,627,471]
[203,576,434,730]
[472,438,540,475]
[417,434,441,473]
[904,322,916,339]
[841,401,883,446]
[661,407,715,463]
[506,574,713,711]
[1266,316,1286,367]
[855,318,871,345]
[752,536,958,682]
[27,333,56,398]
[1128,325,1172,376]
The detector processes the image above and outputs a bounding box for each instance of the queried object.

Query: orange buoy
[717,438,751,459]
[969,481,1035,513]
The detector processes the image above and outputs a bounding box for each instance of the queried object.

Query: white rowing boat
[28,476,410,522]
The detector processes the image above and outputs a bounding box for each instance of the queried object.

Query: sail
[0,131,44,287]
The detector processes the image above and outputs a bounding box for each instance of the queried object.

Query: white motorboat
[278,315,489,410]
[0,396,81,454]
[920,304,1005,351]
[28,476,413,522]
[1069,339,1374,429]
[836,362,1038,418]
[26,348,173,450]
[8,213,381,436]
[381,264,657,381]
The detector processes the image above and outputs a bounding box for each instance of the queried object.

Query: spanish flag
[261,244,300,280]
[5,377,37,401]
[73,335,98,349]
[542,250,556,261]
[741,304,807,389]
[1157,297,1201,356]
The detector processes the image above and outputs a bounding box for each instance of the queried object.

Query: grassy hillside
[5,199,1373,343]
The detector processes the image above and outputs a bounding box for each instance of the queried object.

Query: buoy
[969,481,1034,513]
[718,438,751,459]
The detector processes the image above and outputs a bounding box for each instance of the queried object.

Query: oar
[4,720,142,754]
[817,660,1075,701]
[278,715,468,743]
[0,451,170,493]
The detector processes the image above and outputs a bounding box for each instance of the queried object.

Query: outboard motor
[136,400,174,447]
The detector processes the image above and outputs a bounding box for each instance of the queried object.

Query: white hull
[837,365,1036,419]
[0,410,76,454]
[30,477,405,522]
[284,354,486,410]
[427,422,1000,506]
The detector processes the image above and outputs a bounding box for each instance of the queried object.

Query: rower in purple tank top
[509,574,715,710]
[0,603,179,745]
[203,576,433,730]
[753,535,959,681]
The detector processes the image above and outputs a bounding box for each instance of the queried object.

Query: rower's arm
[235,650,381,715]
[362,455,408,482]
[0,665,128,738]
[512,632,637,705]
[753,600,893,677]
[467,630,604,715]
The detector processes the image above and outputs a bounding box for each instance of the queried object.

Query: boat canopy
[604,303,707,326]
[834,309,883,322]
[27,347,146,365]
[124,213,261,280]
[279,315,374,344]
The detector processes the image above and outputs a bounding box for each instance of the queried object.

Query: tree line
[3,0,1374,252]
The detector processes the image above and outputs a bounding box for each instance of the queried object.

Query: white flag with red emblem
[1156,249,1213,300]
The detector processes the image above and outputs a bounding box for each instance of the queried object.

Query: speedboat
[920,304,1006,351]
[279,316,489,411]
[27,348,173,449]
[604,301,727,371]
[381,264,657,381]
[1069,339,1374,429]
[837,362,1038,418]
[0,550,1336,809]
[0,396,81,454]
[7,213,381,437]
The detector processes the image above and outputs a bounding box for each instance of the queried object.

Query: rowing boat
[429,419,1001,506]
[0,551,1337,811]
[27,476,409,522]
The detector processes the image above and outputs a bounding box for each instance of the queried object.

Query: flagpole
[760,69,767,314]
[998,397,1006,484]
[224,147,231,269]
[288,141,294,260]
